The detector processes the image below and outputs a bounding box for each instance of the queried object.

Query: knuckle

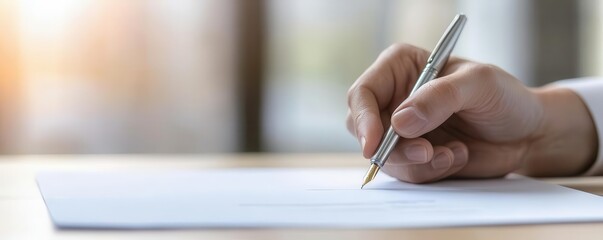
[345,113,355,134]
[471,64,500,84]
[353,108,370,127]
[386,43,408,53]
[348,85,374,110]
[346,85,361,107]
[382,43,414,59]
[347,85,369,110]
[346,86,356,103]
[469,63,503,96]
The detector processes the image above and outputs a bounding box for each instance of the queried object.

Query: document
[37,168,603,229]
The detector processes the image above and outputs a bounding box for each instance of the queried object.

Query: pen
[361,14,467,188]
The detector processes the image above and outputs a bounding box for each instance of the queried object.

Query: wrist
[520,86,598,176]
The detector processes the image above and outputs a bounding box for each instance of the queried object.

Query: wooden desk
[2,154,603,240]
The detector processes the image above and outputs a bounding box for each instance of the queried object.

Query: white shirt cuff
[555,77,603,176]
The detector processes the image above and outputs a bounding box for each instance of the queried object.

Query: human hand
[347,44,597,183]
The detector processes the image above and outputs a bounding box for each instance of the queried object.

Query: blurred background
[0,0,600,154]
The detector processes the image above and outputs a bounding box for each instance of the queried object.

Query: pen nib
[361,163,379,189]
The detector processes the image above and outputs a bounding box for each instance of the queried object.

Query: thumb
[390,66,494,138]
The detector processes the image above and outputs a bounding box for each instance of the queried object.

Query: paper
[37,168,603,229]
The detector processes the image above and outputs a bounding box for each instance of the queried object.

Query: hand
[346,44,598,183]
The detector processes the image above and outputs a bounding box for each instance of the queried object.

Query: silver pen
[361,14,467,188]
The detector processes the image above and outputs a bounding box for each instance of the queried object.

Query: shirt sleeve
[554,77,603,175]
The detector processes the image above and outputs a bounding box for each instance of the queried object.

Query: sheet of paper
[37,168,603,229]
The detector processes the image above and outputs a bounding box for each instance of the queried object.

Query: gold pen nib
[361,163,380,189]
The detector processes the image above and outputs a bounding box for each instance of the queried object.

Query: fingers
[387,138,434,165]
[390,64,499,138]
[452,143,522,178]
[347,44,430,157]
[381,140,469,183]
[346,87,384,158]
[430,141,469,182]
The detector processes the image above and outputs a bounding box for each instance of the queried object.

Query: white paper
[37,168,603,229]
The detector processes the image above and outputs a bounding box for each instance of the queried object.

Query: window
[0,0,597,154]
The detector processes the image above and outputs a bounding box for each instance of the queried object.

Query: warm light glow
[19,0,90,38]
[10,0,240,153]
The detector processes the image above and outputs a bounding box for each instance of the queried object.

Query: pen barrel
[368,14,465,171]
[369,67,439,167]
[410,66,439,96]
[370,126,399,167]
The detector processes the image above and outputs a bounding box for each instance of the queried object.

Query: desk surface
[2,153,603,240]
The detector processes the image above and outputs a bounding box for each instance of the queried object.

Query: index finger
[347,44,429,157]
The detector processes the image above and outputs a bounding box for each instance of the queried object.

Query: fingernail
[431,152,451,170]
[451,146,467,167]
[360,136,366,152]
[392,107,427,136]
[404,144,428,162]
